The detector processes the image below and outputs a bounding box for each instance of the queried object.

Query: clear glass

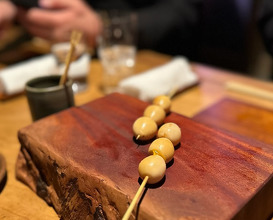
[97,11,137,94]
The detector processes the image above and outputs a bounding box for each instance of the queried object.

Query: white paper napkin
[117,56,199,101]
[0,53,90,95]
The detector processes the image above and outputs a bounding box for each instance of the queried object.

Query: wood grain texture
[16,93,273,220]
[193,98,273,146]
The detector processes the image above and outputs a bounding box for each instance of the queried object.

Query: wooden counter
[0,50,273,219]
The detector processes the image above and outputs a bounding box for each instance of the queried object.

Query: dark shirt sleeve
[89,0,203,58]
[258,0,273,56]
[135,0,202,57]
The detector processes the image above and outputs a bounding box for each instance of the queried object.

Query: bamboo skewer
[136,134,140,140]
[168,86,178,99]
[122,176,149,220]
[59,30,82,85]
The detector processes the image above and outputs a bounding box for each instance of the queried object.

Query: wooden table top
[1,50,273,219]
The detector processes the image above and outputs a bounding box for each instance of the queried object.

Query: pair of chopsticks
[59,30,82,85]
[226,81,273,102]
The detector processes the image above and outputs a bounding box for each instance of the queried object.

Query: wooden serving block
[193,98,273,146]
[16,93,273,220]
[0,153,6,193]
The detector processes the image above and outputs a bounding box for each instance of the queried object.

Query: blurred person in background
[0,0,203,60]
[259,0,273,57]
[0,0,17,35]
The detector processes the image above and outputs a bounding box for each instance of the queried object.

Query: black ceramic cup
[25,75,74,121]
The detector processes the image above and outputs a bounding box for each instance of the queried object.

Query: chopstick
[225,81,273,102]
[59,30,82,85]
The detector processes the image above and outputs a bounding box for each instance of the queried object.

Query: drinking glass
[97,11,137,94]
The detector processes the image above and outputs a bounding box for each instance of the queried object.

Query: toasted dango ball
[153,95,171,114]
[157,122,181,146]
[148,138,174,163]
[138,155,166,184]
[143,105,166,126]
[133,116,157,141]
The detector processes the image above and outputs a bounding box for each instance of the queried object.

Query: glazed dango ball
[153,95,171,114]
[133,116,157,141]
[148,138,174,163]
[138,154,166,184]
[157,122,181,146]
[143,105,166,126]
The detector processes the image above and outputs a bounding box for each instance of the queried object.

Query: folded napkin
[0,53,90,96]
[117,56,199,101]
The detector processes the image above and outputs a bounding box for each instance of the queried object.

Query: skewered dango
[157,122,181,146]
[132,116,157,141]
[138,138,174,185]
[123,95,180,220]
[148,138,174,163]
[125,131,177,220]
[143,104,166,126]
[152,95,171,114]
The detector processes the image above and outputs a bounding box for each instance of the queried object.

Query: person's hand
[17,0,103,47]
[0,1,17,35]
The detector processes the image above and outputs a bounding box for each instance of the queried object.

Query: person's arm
[17,0,103,46]
[135,0,203,56]
[0,0,17,35]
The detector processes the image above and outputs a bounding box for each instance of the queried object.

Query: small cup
[25,75,74,121]
[97,11,137,94]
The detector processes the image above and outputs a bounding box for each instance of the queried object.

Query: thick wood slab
[0,153,6,193]
[193,98,273,146]
[16,93,273,220]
